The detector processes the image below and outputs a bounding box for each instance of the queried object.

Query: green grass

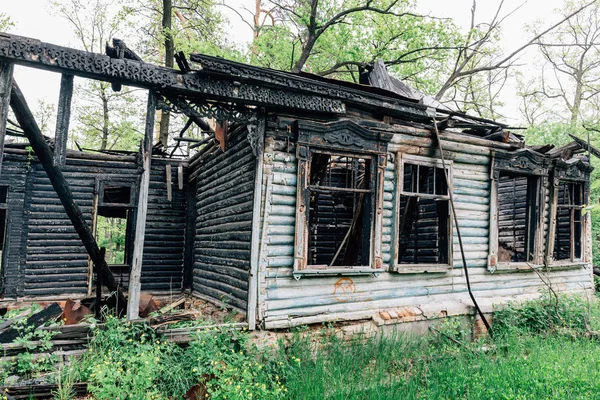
[282,331,600,400]
[280,294,600,399]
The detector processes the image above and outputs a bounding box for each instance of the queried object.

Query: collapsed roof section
[0,32,596,165]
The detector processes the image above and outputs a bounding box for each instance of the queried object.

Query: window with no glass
[396,157,451,266]
[96,183,135,266]
[553,182,583,261]
[496,173,539,263]
[307,153,373,267]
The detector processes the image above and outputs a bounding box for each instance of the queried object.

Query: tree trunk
[100,87,109,151]
[159,0,174,147]
[251,0,261,54]
[570,69,584,127]
[291,37,316,73]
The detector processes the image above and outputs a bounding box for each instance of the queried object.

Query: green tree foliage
[96,215,127,264]
[521,0,600,128]
[0,13,14,31]
[251,0,461,93]
[52,0,144,152]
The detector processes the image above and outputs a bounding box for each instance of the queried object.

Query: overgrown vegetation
[4,294,600,399]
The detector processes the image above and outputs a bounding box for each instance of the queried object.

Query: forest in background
[1,0,600,263]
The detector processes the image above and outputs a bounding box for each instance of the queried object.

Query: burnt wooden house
[0,33,595,328]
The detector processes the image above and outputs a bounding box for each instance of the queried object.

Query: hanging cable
[431,118,491,332]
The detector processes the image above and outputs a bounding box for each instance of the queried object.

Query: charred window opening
[102,185,132,205]
[0,186,8,204]
[553,182,583,261]
[397,162,450,265]
[95,206,133,265]
[96,182,135,266]
[497,173,539,263]
[307,153,373,267]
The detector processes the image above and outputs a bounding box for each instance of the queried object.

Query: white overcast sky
[1,0,566,127]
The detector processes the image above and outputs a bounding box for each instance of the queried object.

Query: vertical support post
[53,74,74,166]
[0,62,14,175]
[96,247,106,319]
[166,164,172,201]
[247,112,266,330]
[127,91,156,320]
[487,151,499,271]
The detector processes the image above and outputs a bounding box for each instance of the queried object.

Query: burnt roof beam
[0,33,436,121]
[0,33,344,114]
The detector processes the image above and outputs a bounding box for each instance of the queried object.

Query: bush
[76,316,287,399]
[492,293,594,337]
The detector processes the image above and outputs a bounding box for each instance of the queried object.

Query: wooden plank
[166,164,172,201]
[9,80,126,306]
[177,164,183,190]
[53,74,73,166]
[0,61,13,175]
[247,116,265,330]
[127,91,156,320]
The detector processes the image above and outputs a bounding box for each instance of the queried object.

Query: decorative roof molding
[553,157,593,183]
[493,148,550,178]
[297,119,391,154]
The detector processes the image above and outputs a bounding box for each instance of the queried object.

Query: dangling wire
[431,118,491,332]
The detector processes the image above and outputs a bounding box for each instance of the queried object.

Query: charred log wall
[0,152,28,297]
[0,150,187,299]
[191,128,256,312]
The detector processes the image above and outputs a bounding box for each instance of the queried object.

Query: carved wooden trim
[553,158,592,183]
[492,149,550,178]
[297,120,392,154]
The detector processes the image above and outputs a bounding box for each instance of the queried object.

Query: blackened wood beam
[9,80,127,307]
[0,61,13,175]
[0,33,435,120]
[0,33,344,114]
[127,91,156,320]
[53,74,73,166]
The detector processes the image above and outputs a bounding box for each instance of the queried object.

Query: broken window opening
[497,173,539,263]
[102,185,132,205]
[397,161,451,265]
[553,182,583,261]
[307,153,374,267]
[95,206,133,266]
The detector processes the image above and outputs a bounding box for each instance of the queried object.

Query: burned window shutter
[307,154,373,267]
[492,149,549,266]
[497,174,530,262]
[551,158,591,263]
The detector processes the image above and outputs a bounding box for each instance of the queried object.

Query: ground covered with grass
[3,293,600,399]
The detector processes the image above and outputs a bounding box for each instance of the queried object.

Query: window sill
[545,261,587,271]
[293,268,381,280]
[393,264,452,274]
[488,262,543,273]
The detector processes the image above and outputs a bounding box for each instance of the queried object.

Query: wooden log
[127,91,157,320]
[53,74,73,166]
[0,303,62,343]
[9,80,126,307]
[0,61,13,175]
[2,383,88,399]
